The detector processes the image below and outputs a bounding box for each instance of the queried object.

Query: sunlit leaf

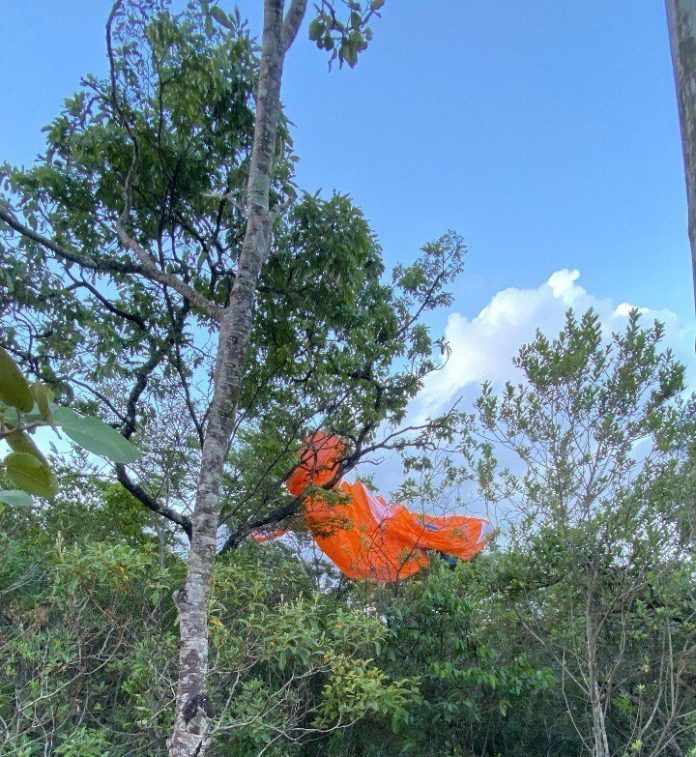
[5,429,49,465]
[0,488,34,507]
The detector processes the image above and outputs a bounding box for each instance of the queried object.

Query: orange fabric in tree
[261,432,491,582]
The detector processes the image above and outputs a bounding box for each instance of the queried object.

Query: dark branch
[0,207,141,276]
[113,300,192,535]
[116,464,192,539]
[71,273,148,331]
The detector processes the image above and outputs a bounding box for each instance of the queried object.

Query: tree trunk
[589,678,610,757]
[665,0,696,317]
[167,1,291,754]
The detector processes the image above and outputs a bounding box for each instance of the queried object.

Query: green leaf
[53,407,142,463]
[196,249,208,273]
[210,5,234,30]
[30,382,55,422]
[309,18,324,41]
[0,488,34,507]
[4,452,59,498]
[5,429,49,466]
[1,405,20,428]
[0,346,34,412]
[370,0,385,10]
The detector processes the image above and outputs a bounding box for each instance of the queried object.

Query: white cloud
[414,269,695,419]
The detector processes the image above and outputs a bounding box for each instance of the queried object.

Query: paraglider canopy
[255,432,491,583]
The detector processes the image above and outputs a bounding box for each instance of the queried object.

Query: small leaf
[196,249,208,273]
[30,383,55,422]
[0,489,34,507]
[210,5,234,30]
[4,452,59,498]
[0,346,34,412]
[1,405,19,428]
[370,0,385,10]
[53,407,142,463]
[309,18,324,41]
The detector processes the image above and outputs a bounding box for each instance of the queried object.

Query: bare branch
[282,0,308,52]
[116,463,193,539]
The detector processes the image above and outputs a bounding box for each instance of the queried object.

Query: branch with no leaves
[282,0,308,52]
[116,464,193,539]
[114,217,224,323]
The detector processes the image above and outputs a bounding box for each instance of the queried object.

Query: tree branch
[116,464,192,538]
[114,221,224,323]
[1,205,224,321]
[0,207,139,276]
[282,0,307,52]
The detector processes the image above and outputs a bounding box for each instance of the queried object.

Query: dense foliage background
[2,311,695,756]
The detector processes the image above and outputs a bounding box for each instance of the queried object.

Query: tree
[463,310,696,757]
[0,1,462,753]
[665,0,696,316]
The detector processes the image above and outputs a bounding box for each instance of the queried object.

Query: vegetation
[1,2,695,755]
[2,309,694,755]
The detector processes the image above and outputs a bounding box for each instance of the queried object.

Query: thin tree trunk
[167,1,294,754]
[665,0,696,317]
[585,569,610,757]
[589,677,610,757]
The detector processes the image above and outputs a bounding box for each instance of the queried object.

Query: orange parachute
[253,432,491,583]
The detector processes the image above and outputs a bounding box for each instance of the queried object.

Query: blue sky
[2,1,693,510]
[2,1,693,384]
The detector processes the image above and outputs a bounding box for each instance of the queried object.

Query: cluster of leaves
[0,346,140,508]
[308,0,385,68]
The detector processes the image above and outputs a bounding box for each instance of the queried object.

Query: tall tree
[464,310,695,757]
[665,0,696,316]
[0,1,462,753]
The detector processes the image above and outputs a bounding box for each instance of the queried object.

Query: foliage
[457,310,696,757]
[0,345,140,507]
[308,0,386,68]
[0,0,460,544]
[2,310,695,754]
[0,492,415,755]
